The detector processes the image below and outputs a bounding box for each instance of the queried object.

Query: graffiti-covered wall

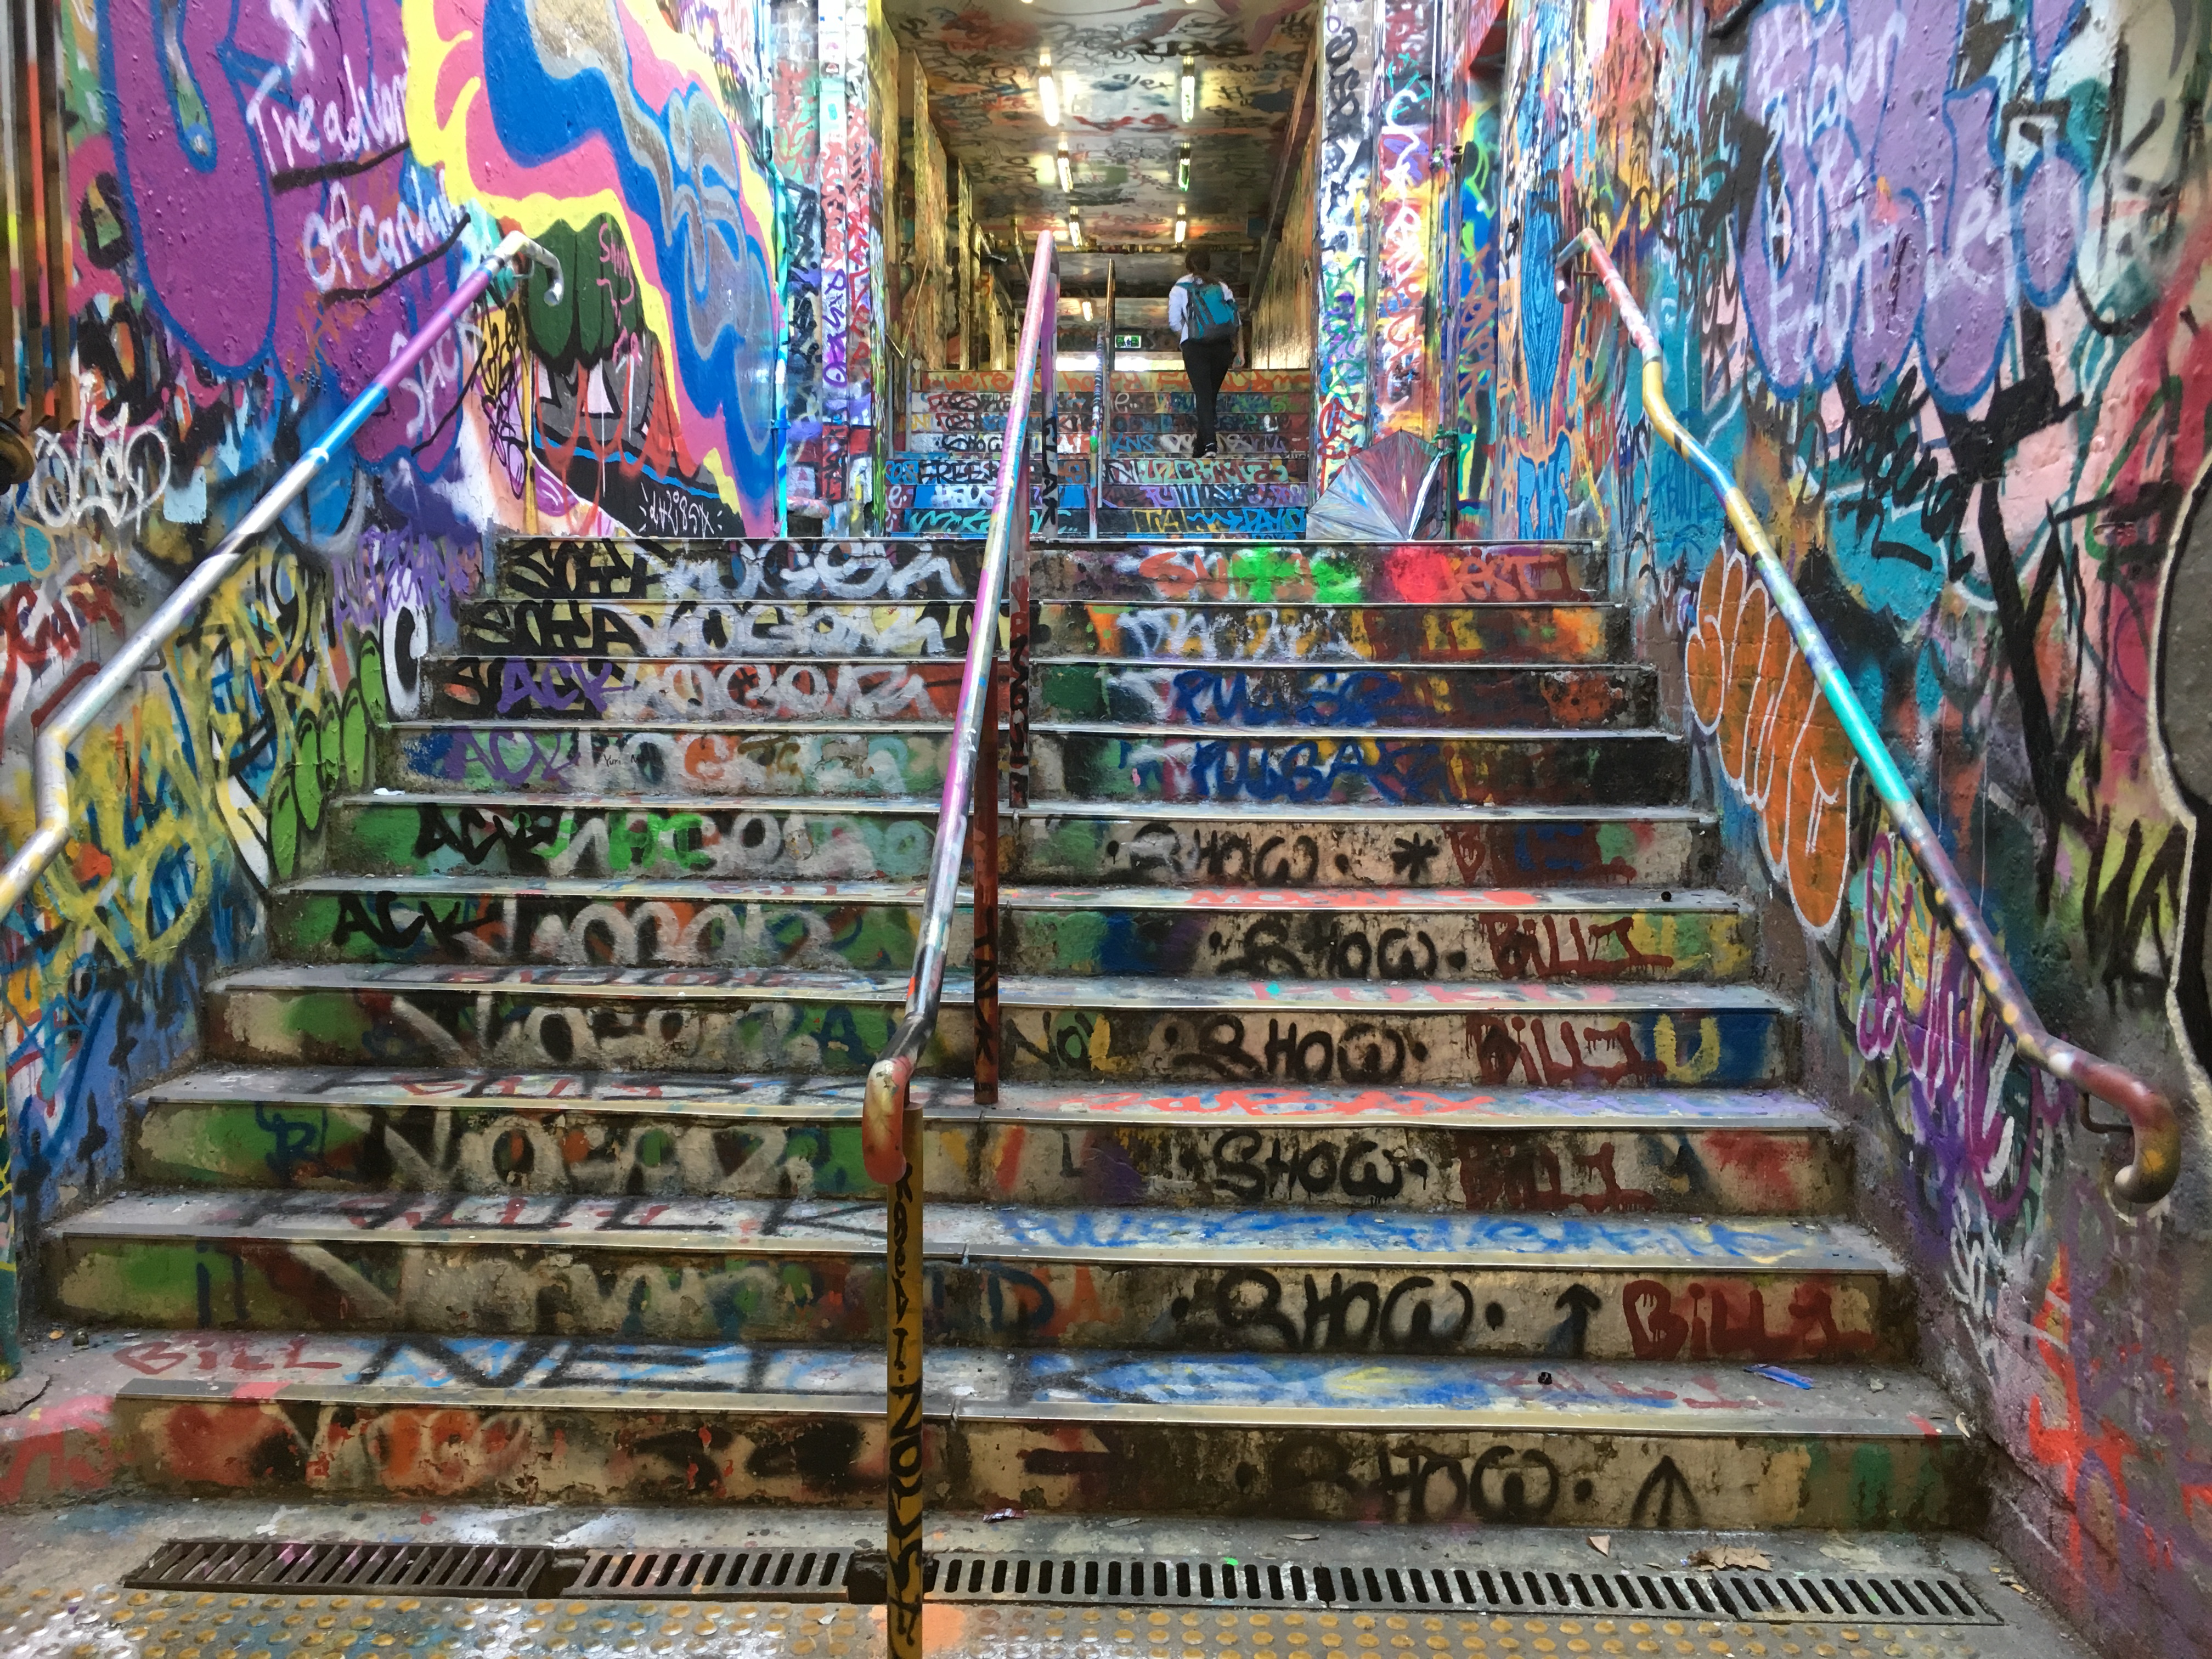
[0,0,793,1362]
[1253,129,1317,371]
[1491,0,2212,1647]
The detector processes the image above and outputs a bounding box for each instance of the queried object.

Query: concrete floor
[0,1498,2098,1658]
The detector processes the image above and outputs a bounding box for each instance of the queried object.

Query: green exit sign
[1115,332,1145,349]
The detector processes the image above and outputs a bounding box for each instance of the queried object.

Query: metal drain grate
[922,1554,1997,1626]
[125,1541,1996,1627]
[126,1541,555,1596]
[126,1542,854,1604]
[567,1547,853,1601]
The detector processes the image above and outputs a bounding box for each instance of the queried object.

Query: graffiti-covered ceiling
[888,0,1314,292]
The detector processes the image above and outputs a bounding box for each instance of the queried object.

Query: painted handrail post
[0,227,558,1382]
[1553,228,2181,1206]
[864,230,1060,1659]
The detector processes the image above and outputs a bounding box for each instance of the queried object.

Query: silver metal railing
[861,229,1059,1659]
[1556,227,2179,1206]
[0,232,562,922]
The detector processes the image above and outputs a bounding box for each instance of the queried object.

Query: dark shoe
[0,417,30,490]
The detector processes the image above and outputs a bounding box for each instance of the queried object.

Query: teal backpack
[1183,278,1239,344]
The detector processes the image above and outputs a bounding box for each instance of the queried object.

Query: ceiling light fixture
[1180,55,1196,123]
[1066,209,1082,247]
[1082,298,1095,322]
[1056,143,1073,194]
[1177,143,1191,192]
[1173,213,1188,245]
[1039,49,1061,126]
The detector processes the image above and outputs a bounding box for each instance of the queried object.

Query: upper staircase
[41,528,1987,1536]
[887,369,1314,539]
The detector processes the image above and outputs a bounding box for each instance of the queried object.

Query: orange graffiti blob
[1684,548,1854,932]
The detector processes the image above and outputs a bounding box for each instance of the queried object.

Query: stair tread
[277,874,1747,913]
[100,1329,1962,1431]
[339,792,1715,823]
[142,1065,1836,1129]
[54,1188,1888,1271]
[213,963,1791,1009]
[390,719,1669,738]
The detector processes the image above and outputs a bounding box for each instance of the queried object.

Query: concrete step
[908,390,1306,421]
[1030,539,1602,602]
[1034,600,1624,663]
[1038,661,1658,729]
[48,1188,1911,1360]
[380,723,1686,805]
[487,535,1605,607]
[1007,803,1717,887]
[131,1068,1849,1214]
[207,966,1795,1084]
[917,368,1312,396]
[433,656,970,722]
[1090,506,1310,538]
[909,411,1306,440]
[331,792,953,881]
[1098,483,1311,511]
[492,536,983,606]
[98,1330,1979,1523]
[1034,727,1689,808]
[892,506,1054,537]
[426,657,1656,729]
[885,453,1088,486]
[458,597,978,660]
[268,878,1754,984]
[332,795,1716,887]
[1103,456,1311,484]
[909,431,1297,456]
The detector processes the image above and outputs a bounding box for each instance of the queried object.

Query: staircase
[40,527,1992,1543]
[888,368,1313,538]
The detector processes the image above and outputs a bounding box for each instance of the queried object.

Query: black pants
[1182,336,1235,456]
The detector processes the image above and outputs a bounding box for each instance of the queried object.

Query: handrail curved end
[863,1043,919,1187]
[2064,1052,2182,1206]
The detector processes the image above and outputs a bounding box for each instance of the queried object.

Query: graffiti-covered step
[913,368,1311,396]
[269,877,1752,983]
[457,598,978,659]
[332,792,951,881]
[105,1333,1976,1525]
[1035,600,1624,663]
[1097,482,1312,511]
[1102,456,1311,484]
[909,430,1299,458]
[48,1189,1912,1360]
[1034,726,1688,807]
[1035,539,1601,603]
[488,537,1605,608]
[434,655,970,721]
[490,538,984,605]
[132,1068,1848,1214]
[383,721,978,797]
[332,794,1713,887]
[1036,659,1658,729]
[382,722,1685,805]
[1090,506,1311,538]
[207,966,1794,1084]
[888,506,1055,537]
[910,390,1305,420]
[1011,802,1715,887]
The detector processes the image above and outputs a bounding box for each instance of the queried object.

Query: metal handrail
[0,230,562,922]
[1091,259,1116,540]
[1555,228,2180,1206]
[863,229,1058,1659]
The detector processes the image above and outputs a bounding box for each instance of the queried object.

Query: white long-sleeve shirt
[1168,275,1237,343]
